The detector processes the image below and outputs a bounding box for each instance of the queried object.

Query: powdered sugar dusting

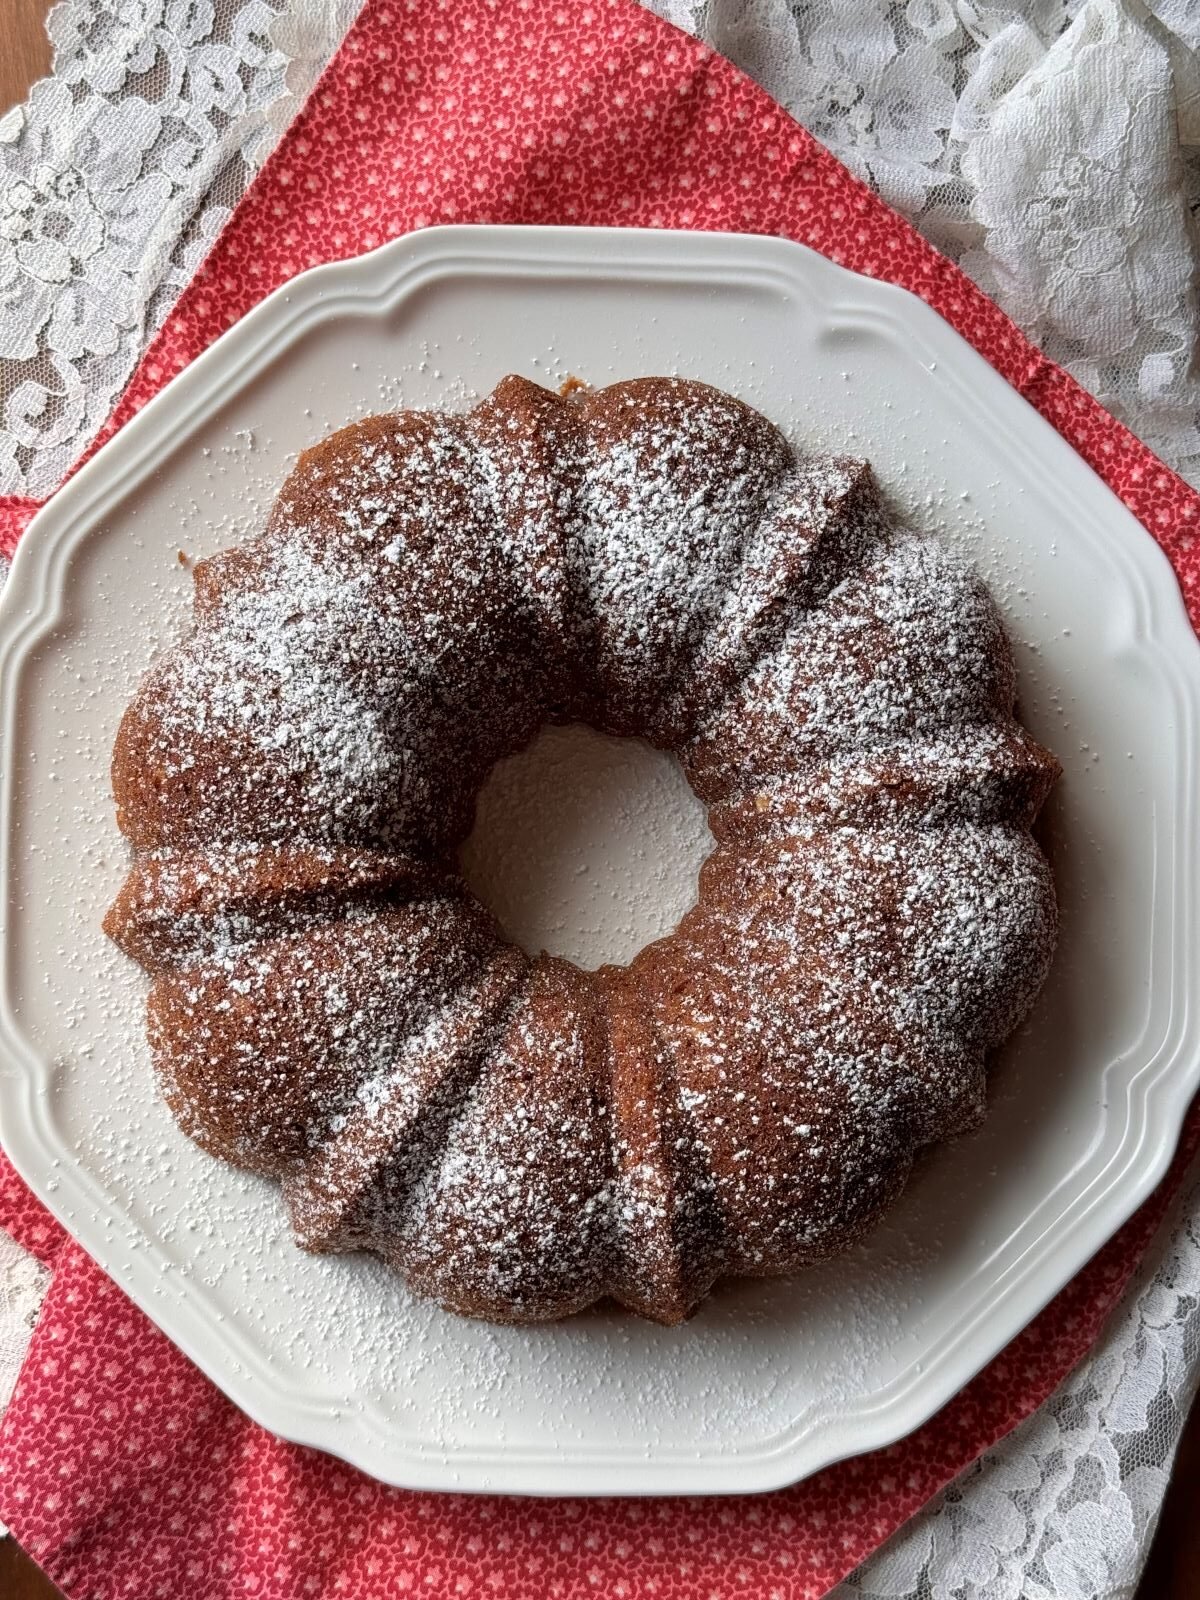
[106,374,1060,1325]
[167,542,408,824]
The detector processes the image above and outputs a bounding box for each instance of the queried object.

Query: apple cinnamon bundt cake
[105,375,1059,1324]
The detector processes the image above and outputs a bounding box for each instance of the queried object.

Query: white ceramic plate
[1,226,1198,1497]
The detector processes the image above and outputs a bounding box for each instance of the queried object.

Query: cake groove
[107,374,1060,1324]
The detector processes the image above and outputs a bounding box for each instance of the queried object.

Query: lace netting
[0,0,365,498]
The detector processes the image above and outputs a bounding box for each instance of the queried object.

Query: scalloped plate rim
[0,225,1197,1495]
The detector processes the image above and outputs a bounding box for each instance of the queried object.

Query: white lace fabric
[2,1,1199,1596]
[651,0,1200,489]
[0,0,364,498]
[837,1168,1200,1600]
[0,1229,51,1536]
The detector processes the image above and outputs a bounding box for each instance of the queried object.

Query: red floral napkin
[1,2,1199,1596]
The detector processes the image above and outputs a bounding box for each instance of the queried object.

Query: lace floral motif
[0,0,362,498]
[833,1170,1200,1600]
[649,0,1200,485]
[0,1227,50,1535]
[959,0,1200,477]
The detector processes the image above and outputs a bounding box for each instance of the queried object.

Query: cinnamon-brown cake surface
[105,374,1060,1325]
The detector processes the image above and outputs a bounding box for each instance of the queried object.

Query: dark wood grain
[0,0,53,116]
[0,1538,64,1600]
[1133,1388,1200,1600]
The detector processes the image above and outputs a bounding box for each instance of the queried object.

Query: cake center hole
[458,724,714,970]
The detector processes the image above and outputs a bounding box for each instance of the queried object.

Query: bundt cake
[105,375,1060,1325]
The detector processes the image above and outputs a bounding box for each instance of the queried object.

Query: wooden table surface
[0,5,1196,1598]
[0,0,53,115]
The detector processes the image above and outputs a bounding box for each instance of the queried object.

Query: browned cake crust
[105,375,1060,1325]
